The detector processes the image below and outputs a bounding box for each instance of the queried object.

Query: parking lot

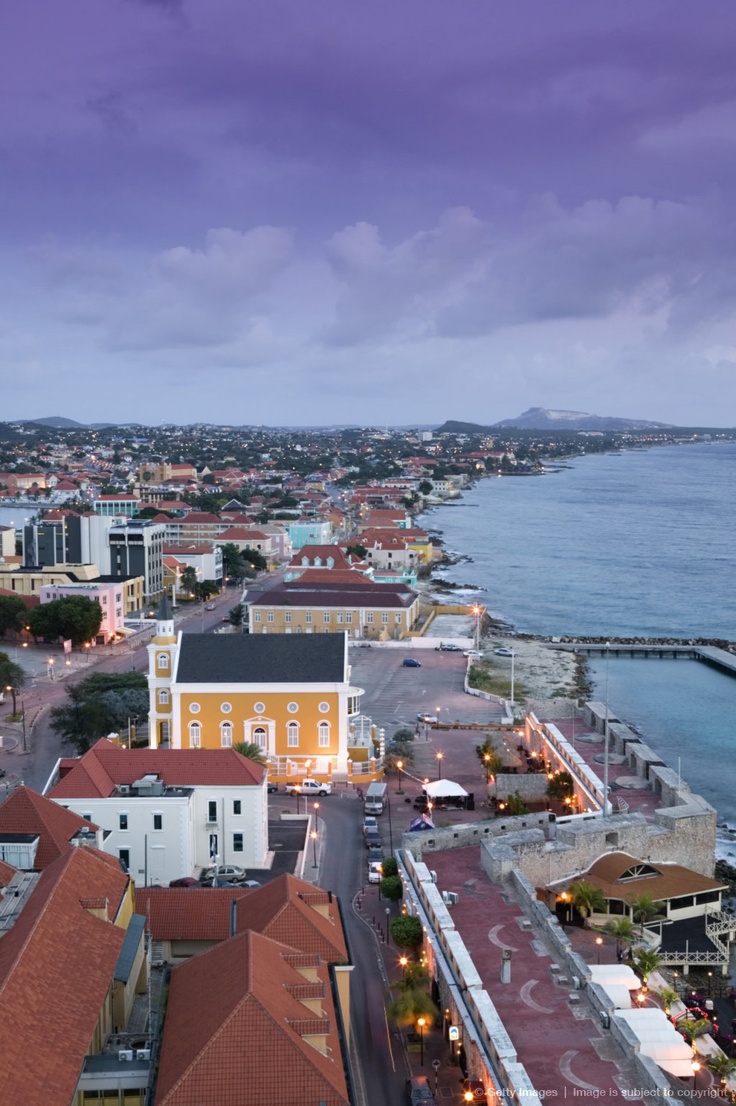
[347,646,504,738]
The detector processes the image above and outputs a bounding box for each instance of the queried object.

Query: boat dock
[545,640,736,677]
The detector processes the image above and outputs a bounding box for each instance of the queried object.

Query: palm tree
[677,1017,712,1045]
[658,986,680,1015]
[0,656,26,714]
[568,881,607,921]
[180,566,198,597]
[629,893,665,938]
[708,1053,736,1083]
[232,741,268,767]
[630,946,661,985]
[605,917,636,960]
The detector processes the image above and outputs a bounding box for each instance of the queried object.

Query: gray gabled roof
[176,633,347,684]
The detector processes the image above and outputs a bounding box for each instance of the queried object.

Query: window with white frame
[287,721,299,747]
[254,611,261,622]
[318,721,330,747]
[366,612,374,624]
[336,612,343,623]
[382,612,389,623]
[345,612,353,624]
[285,611,292,623]
[323,611,330,623]
[157,653,169,669]
[220,721,233,747]
[305,611,312,623]
[395,612,402,623]
[158,689,169,704]
[189,721,201,747]
[267,610,274,622]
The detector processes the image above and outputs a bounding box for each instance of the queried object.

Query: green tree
[228,605,244,628]
[49,672,148,753]
[0,656,26,713]
[232,741,268,767]
[241,548,267,571]
[381,856,398,878]
[180,567,198,596]
[546,771,574,801]
[630,946,661,984]
[346,544,367,560]
[504,790,530,816]
[605,917,636,959]
[0,596,27,637]
[418,480,433,496]
[391,915,424,952]
[708,1054,736,1083]
[389,985,438,1027]
[220,542,249,579]
[677,1017,712,1044]
[568,881,607,920]
[27,596,103,647]
[629,893,665,937]
[380,874,403,902]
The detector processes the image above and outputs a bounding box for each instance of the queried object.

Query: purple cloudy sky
[3,0,736,427]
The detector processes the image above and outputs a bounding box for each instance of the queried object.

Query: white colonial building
[44,738,267,886]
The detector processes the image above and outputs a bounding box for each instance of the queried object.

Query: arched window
[188,721,201,748]
[158,689,169,705]
[157,653,169,669]
[318,721,330,748]
[220,721,233,747]
[252,726,267,751]
[287,721,299,748]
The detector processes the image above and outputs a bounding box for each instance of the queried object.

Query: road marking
[519,980,554,1014]
[559,1050,602,1091]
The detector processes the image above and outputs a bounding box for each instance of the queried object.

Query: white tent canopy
[614,1009,695,1078]
[423,780,469,799]
[589,964,640,989]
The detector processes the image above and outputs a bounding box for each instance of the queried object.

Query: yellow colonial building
[147,597,363,777]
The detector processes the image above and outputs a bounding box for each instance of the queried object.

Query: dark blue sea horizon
[420,441,736,832]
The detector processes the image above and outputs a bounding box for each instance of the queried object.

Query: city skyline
[4,1,736,427]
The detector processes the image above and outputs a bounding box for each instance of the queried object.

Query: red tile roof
[0,847,128,1106]
[0,858,17,886]
[0,786,100,869]
[155,930,349,1106]
[49,739,265,800]
[234,874,348,963]
[135,886,253,941]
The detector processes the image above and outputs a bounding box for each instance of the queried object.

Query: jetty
[545,640,736,678]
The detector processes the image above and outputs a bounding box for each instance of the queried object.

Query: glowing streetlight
[417,1016,426,1066]
[399,955,408,979]
[595,935,603,964]
[310,829,318,868]
[396,760,404,794]
[436,751,444,779]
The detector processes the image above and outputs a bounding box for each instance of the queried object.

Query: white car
[290,778,332,796]
[463,649,482,658]
[494,647,515,657]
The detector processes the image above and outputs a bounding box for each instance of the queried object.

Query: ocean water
[420,442,736,837]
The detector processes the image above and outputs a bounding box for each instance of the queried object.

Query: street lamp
[417,1016,426,1067]
[84,642,91,664]
[396,760,404,794]
[484,753,491,782]
[471,603,483,649]
[436,707,441,728]
[294,785,301,813]
[47,657,55,681]
[436,751,443,779]
[595,936,603,964]
[691,1060,700,1089]
[310,829,318,868]
[399,955,408,979]
[385,906,390,943]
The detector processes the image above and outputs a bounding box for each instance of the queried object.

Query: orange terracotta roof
[0,787,100,869]
[50,739,264,799]
[575,852,727,904]
[234,874,348,963]
[135,886,253,941]
[0,848,128,1106]
[0,859,17,886]
[156,930,349,1106]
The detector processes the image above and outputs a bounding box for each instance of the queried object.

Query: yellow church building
[147,597,364,777]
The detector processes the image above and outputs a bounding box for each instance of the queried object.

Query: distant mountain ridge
[437,408,674,433]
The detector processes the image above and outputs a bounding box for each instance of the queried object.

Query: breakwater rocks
[523,634,736,653]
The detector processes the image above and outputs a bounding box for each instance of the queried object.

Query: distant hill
[28,416,89,428]
[436,409,674,434]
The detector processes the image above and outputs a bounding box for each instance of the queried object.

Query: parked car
[290,778,332,796]
[435,643,461,651]
[267,781,279,793]
[200,865,246,883]
[402,658,422,668]
[367,846,383,864]
[364,828,382,849]
[169,877,200,888]
[463,649,482,657]
[363,816,378,836]
[205,602,216,610]
[368,860,383,884]
[494,646,515,657]
[243,880,262,888]
[406,1075,436,1105]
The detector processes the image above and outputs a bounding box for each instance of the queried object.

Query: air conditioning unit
[442,891,459,906]
[118,1050,134,1062]
[136,1049,151,1061]
[428,870,437,883]
[118,785,131,795]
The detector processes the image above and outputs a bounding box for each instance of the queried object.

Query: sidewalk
[355,879,473,1104]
